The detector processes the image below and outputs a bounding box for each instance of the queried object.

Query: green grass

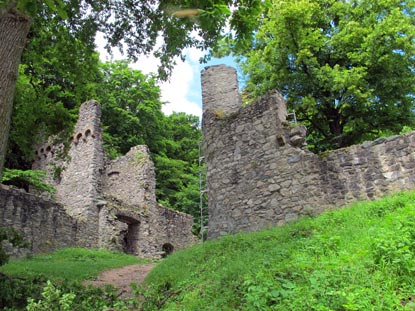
[143,191,415,310]
[0,247,147,281]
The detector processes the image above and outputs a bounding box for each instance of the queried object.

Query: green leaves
[239,0,415,151]
[43,0,67,19]
[2,168,56,194]
[98,61,164,158]
[7,0,67,19]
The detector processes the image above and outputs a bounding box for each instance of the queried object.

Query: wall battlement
[202,65,415,239]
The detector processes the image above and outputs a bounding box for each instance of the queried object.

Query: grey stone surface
[3,100,196,258]
[201,65,242,116]
[0,184,78,256]
[202,65,415,239]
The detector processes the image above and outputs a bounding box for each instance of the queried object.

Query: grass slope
[0,248,146,281]
[144,191,415,311]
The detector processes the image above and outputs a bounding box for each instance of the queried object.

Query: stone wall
[155,205,197,255]
[100,145,196,257]
[0,185,78,255]
[202,65,415,239]
[103,145,157,208]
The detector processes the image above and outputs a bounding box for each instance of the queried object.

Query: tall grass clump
[142,191,415,310]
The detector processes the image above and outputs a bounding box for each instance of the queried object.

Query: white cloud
[160,53,202,118]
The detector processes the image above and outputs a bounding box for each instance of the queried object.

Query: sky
[95,33,240,120]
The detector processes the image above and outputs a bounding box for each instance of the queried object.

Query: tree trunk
[0,8,32,180]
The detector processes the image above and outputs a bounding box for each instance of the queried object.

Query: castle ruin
[1,100,196,258]
[202,65,415,239]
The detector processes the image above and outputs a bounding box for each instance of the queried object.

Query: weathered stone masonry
[202,65,415,239]
[0,185,78,256]
[1,100,196,258]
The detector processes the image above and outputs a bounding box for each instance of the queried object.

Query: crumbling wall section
[103,145,157,208]
[0,185,78,255]
[102,145,196,257]
[155,205,197,253]
[202,65,415,239]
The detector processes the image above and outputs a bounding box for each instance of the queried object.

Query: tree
[237,0,415,151]
[154,112,202,232]
[97,60,165,158]
[0,4,32,180]
[6,12,102,170]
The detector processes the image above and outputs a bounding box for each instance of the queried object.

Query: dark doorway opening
[116,214,139,255]
[162,243,174,258]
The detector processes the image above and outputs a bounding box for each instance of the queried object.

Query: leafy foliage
[0,275,44,311]
[2,0,265,80]
[235,0,415,151]
[26,280,135,311]
[26,281,76,311]
[154,112,202,231]
[1,169,55,194]
[97,61,165,158]
[142,191,415,310]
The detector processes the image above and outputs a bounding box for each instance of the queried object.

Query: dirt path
[84,263,156,298]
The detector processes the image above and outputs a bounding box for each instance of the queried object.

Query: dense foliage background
[231,0,415,152]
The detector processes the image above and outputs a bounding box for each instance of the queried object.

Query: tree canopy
[233,0,415,151]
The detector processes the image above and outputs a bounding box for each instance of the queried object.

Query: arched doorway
[116,214,139,255]
[161,243,174,258]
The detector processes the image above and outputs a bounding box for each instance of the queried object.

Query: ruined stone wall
[33,100,104,248]
[155,205,197,253]
[58,100,104,220]
[101,145,196,257]
[0,185,78,255]
[103,145,157,208]
[101,145,160,257]
[19,99,197,258]
[202,65,415,239]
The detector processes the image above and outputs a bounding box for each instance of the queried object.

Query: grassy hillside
[143,191,415,310]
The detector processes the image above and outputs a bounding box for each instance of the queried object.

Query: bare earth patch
[84,263,156,298]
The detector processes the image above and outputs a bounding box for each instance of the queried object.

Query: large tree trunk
[0,8,31,180]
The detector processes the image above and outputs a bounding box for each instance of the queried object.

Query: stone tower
[202,65,293,238]
[56,100,104,246]
[201,64,241,116]
[32,100,105,247]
